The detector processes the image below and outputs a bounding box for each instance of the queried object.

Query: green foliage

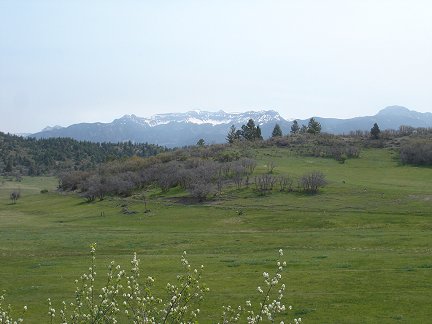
[239,119,263,141]
[370,123,381,139]
[271,124,283,138]
[290,120,300,134]
[0,132,167,176]
[226,125,240,144]
[306,118,321,134]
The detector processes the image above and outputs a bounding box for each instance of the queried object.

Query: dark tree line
[226,118,323,143]
[289,118,321,135]
[0,132,167,176]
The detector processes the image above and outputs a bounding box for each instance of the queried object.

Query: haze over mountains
[30,106,432,147]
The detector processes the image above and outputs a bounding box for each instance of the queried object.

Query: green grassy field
[0,148,431,323]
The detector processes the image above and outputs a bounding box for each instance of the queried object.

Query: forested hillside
[0,132,167,176]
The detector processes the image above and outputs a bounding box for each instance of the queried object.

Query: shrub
[400,139,432,165]
[187,181,214,201]
[58,171,90,191]
[300,171,327,193]
[278,175,294,191]
[255,174,277,193]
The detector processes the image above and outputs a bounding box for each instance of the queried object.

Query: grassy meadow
[0,147,431,323]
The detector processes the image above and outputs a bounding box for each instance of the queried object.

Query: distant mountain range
[30,106,432,147]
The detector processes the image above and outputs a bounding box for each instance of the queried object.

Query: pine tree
[307,118,321,134]
[241,119,257,140]
[300,125,308,134]
[271,124,283,137]
[290,120,300,134]
[226,125,239,143]
[256,125,263,140]
[370,123,380,139]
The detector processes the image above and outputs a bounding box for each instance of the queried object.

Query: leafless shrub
[176,168,193,189]
[299,171,327,193]
[221,163,232,178]
[255,174,276,193]
[267,161,276,173]
[106,174,135,197]
[400,139,432,165]
[187,181,213,202]
[216,176,224,194]
[81,174,106,201]
[232,165,246,189]
[240,158,257,174]
[155,161,181,192]
[278,175,294,191]
[58,171,90,191]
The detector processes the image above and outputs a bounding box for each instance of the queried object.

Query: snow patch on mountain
[42,125,64,132]
[186,117,231,125]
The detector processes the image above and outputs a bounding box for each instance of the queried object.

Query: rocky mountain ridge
[31,106,432,147]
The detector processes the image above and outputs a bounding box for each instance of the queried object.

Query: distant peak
[377,106,410,115]
[119,114,138,119]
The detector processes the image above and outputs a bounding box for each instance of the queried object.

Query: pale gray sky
[1,0,431,133]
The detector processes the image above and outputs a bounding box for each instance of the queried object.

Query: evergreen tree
[196,138,205,146]
[256,125,263,140]
[241,119,257,141]
[5,158,13,172]
[307,118,321,134]
[235,129,243,140]
[271,124,283,137]
[226,125,239,143]
[290,120,300,134]
[370,123,380,139]
[299,125,308,134]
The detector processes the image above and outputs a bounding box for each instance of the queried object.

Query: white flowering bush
[220,249,301,324]
[122,251,208,323]
[48,243,125,323]
[2,246,302,323]
[0,292,26,324]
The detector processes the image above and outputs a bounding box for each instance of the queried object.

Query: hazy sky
[1,0,431,133]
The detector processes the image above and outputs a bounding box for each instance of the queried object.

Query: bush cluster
[59,144,328,201]
[267,134,360,162]
[400,139,432,166]
[58,145,258,201]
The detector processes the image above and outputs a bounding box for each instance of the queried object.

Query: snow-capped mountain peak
[31,106,432,148]
[116,110,282,127]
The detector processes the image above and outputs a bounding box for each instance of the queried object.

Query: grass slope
[0,148,431,323]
